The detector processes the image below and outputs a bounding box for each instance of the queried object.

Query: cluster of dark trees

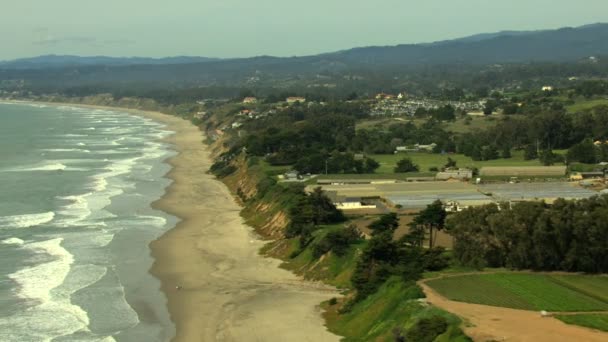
[294,152,380,175]
[448,196,608,273]
[312,225,362,259]
[286,187,346,248]
[457,105,608,164]
[394,158,419,173]
[243,103,457,172]
[350,213,449,302]
[568,138,608,164]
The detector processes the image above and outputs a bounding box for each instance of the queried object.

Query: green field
[555,314,608,332]
[426,273,608,312]
[370,151,547,174]
[567,98,608,113]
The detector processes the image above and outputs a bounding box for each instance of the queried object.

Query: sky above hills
[1,0,607,60]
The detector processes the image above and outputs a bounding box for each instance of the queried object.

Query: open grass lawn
[556,314,608,332]
[426,273,608,312]
[370,151,545,174]
[567,98,608,113]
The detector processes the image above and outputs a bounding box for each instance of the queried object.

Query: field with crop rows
[426,273,608,312]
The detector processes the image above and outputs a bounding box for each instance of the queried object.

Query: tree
[539,149,564,166]
[394,158,419,173]
[364,157,380,173]
[503,103,519,115]
[444,157,457,169]
[369,213,400,236]
[406,316,449,342]
[484,101,497,115]
[524,144,538,160]
[482,145,499,161]
[408,200,447,248]
[501,145,512,159]
[567,139,597,164]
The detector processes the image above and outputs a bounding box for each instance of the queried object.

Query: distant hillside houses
[371,97,485,116]
[286,96,306,104]
[242,97,258,104]
[395,143,437,153]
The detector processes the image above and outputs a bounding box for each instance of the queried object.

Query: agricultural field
[426,273,608,312]
[555,314,608,332]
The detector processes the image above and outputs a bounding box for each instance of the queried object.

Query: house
[231,122,243,129]
[542,86,554,92]
[334,197,377,210]
[417,143,437,152]
[242,97,257,104]
[286,97,306,104]
[194,111,207,119]
[436,169,473,181]
[284,170,300,181]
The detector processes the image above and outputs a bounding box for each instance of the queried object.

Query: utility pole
[325,159,328,175]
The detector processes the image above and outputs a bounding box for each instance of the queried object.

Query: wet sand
[141,112,340,341]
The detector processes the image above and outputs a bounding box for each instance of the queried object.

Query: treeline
[457,105,608,164]
[350,208,450,303]
[243,105,456,172]
[448,195,608,273]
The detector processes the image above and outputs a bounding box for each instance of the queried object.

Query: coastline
[3,101,340,341]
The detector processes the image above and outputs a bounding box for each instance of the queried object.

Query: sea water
[0,103,177,341]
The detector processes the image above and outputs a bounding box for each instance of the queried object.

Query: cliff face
[219,155,290,239]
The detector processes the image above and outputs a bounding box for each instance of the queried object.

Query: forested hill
[0,55,219,69]
[330,23,608,65]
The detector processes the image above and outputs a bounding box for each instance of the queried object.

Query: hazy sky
[1,0,606,60]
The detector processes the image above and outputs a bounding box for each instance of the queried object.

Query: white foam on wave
[0,238,91,341]
[1,162,67,172]
[62,134,89,138]
[43,148,91,153]
[0,212,55,229]
[1,237,25,245]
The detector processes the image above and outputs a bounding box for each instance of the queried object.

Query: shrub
[406,316,449,342]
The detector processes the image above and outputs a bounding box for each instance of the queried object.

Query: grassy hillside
[426,273,608,312]
[324,277,471,342]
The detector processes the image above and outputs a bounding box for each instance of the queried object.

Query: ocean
[0,102,177,341]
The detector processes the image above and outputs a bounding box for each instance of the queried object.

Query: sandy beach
[3,100,340,342]
[137,111,340,342]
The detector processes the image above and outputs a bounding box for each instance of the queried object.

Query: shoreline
[4,100,340,341]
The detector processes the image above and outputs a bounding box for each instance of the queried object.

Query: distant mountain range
[325,23,608,65]
[0,55,219,69]
[1,23,607,88]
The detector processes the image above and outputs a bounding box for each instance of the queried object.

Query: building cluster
[395,143,438,153]
[370,95,486,117]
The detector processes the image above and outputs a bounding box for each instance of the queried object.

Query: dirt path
[418,277,608,342]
